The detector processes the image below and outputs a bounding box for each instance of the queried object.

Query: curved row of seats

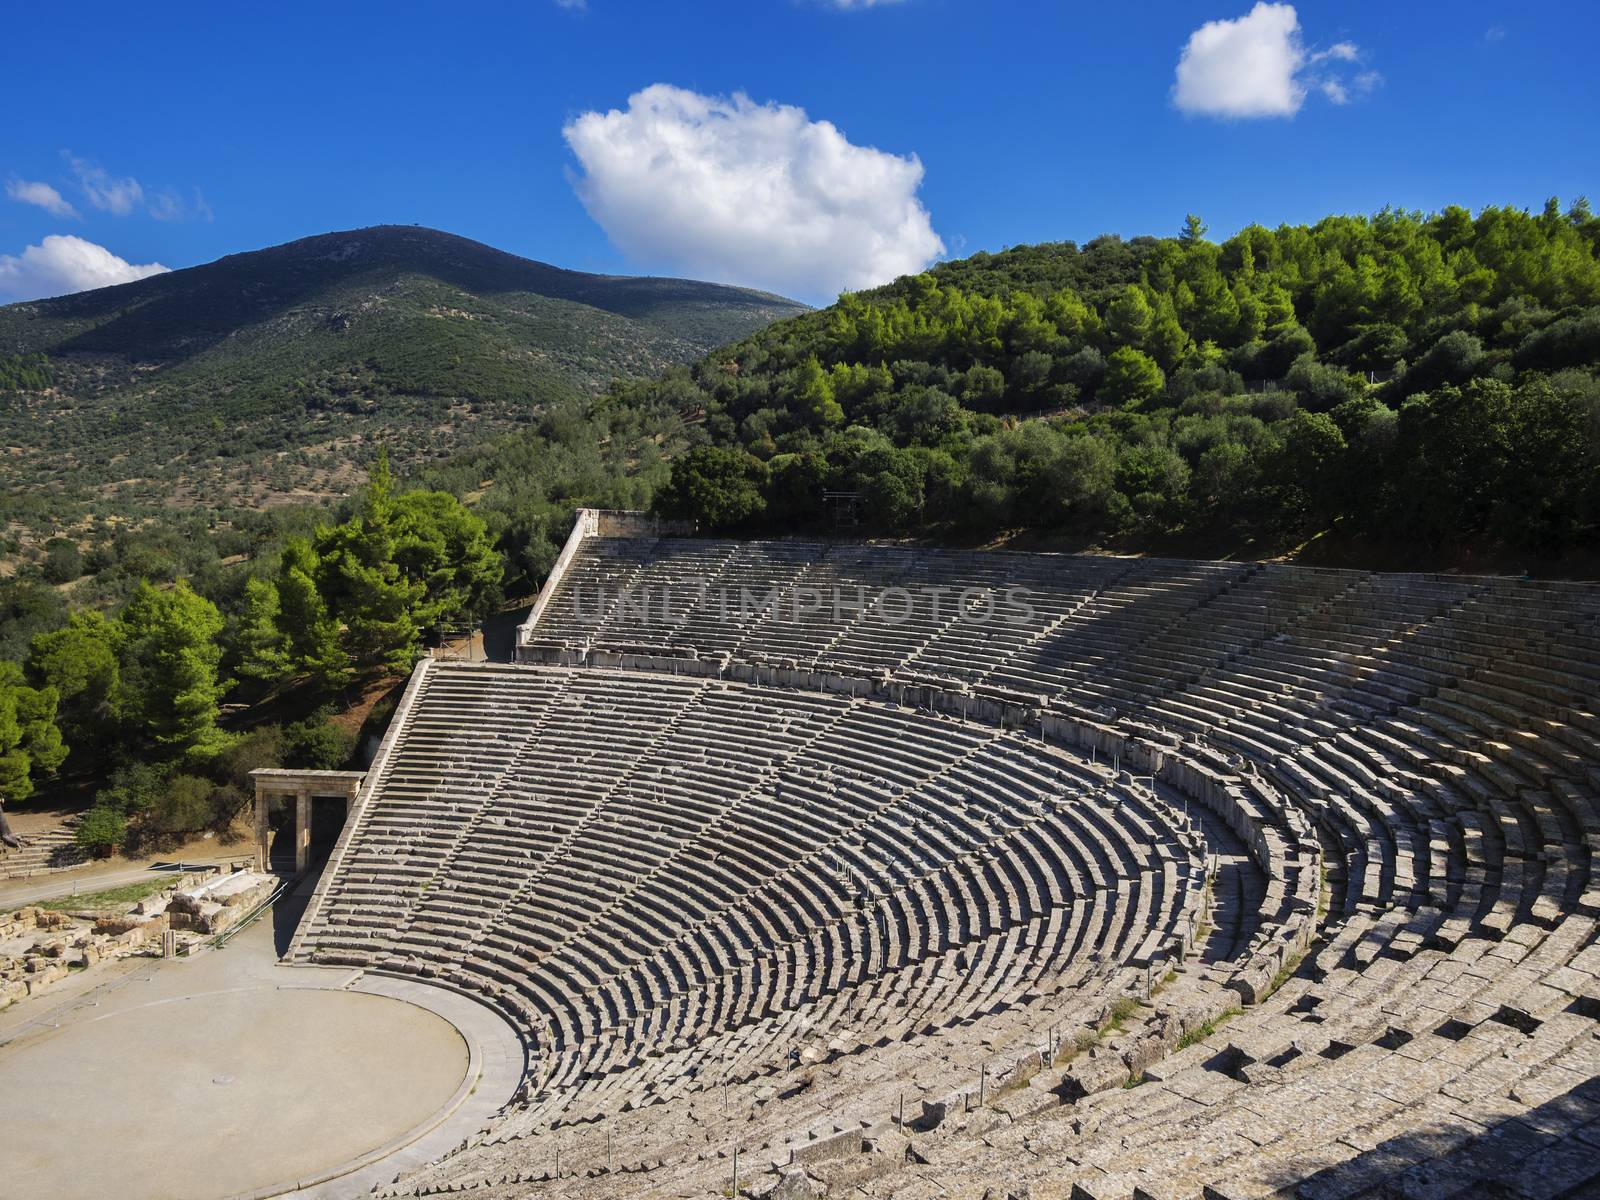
[380,708,1313,1199]
[902,573,1597,1197]
[300,662,1287,1189]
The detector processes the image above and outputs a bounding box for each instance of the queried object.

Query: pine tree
[1101,347,1166,408]
[115,581,226,759]
[1146,292,1194,374]
[316,451,424,673]
[392,491,505,630]
[1104,285,1154,350]
[0,662,66,804]
[793,356,844,427]
[26,610,122,759]
[277,536,349,689]
[231,576,292,684]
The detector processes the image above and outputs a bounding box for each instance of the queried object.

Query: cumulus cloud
[0,234,169,302]
[1173,3,1377,119]
[563,84,943,300]
[6,179,79,219]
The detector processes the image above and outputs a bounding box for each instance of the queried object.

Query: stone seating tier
[429,530,1600,1199]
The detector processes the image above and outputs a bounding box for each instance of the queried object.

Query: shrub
[1515,307,1600,371]
[74,806,127,857]
[40,539,83,585]
[1101,348,1165,409]
[150,773,218,835]
[216,725,286,792]
[95,762,171,818]
[284,713,357,770]
[1403,331,1486,394]
[1286,354,1366,411]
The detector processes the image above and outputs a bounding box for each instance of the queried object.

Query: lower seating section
[303,663,1276,1191]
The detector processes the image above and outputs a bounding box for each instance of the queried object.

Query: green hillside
[646,203,1600,565]
[0,225,805,544]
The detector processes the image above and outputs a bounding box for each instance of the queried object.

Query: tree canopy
[0,661,66,804]
[640,202,1600,556]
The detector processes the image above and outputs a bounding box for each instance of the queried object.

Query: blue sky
[2,0,1595,305]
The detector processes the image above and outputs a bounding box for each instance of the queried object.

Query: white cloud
[148,186,215,223]
[0,234,169,302]
[1311,41,1360,64]
[58,152,213,221]
[553,0,585,9]
[824,0,907,8]
[5,179,79,219]
[563,84,943,300]
[1317,69,1381,106]
[65,152,145,215]
[1173,3,1376,119]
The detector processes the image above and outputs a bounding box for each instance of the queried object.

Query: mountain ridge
[2,224,805,360]
[0,225,807,532]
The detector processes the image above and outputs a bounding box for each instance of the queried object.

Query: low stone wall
[592,509,694,538]
[589,647,723,678]
[515,511,599,653]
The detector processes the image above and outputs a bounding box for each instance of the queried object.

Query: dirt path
[0,826,256,904]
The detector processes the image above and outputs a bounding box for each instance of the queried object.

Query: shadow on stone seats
[1288,1074,1600,1200]
[271,850,334,957]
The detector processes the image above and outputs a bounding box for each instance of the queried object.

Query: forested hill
[647,202,1600,566]
[0,226,805,534]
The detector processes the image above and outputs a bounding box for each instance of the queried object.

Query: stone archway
[249,769,366,875]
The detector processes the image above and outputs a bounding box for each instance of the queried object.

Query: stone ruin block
[1224,957,1277,1007]
[1,908,39,937]
[989,1047,1044,1094]
[166,891,207,916]
[168,901,228,933]
[206,871,274,909]
[93,913,160,937]
[761,1168,822,1200]
[1120,1030,1174,1078]
[104,919,161,948]
[24,961,67,992]
[1059,1048,1131,1101]
[920,1088,974,1130]
[789,1126,862,1167]
[133,894,172,916]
